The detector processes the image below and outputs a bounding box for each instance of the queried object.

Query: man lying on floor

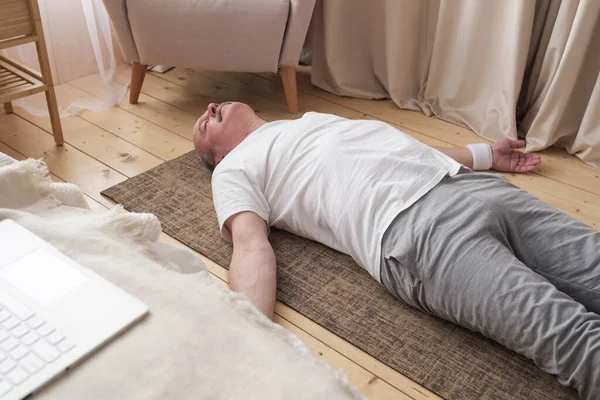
[192,102,599,399]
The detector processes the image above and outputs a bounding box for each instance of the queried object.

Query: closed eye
[203,120,208,133]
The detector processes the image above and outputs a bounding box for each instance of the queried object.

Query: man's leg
[482,179,600,313]
[429,244,599,399]
[380,178,600,398]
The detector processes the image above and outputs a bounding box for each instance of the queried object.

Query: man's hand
[434,139,541,173]
[491,139,541,173]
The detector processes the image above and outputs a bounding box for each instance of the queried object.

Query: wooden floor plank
[68,72,198,143]
[78,106,194,161]
[126,73,209,118]
[254,69,600,196]
[361,376,418,400]
[61,83,194,161]
[13,88,164,178]
[118,94,198,142]
[0,114,125,207]
[0,141,25,161]
[0,141,60,183]
[114,67,199,141]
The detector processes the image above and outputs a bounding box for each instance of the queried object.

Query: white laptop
[0,219,149,400]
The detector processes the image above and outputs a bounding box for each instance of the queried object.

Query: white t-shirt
[211,112,461,282]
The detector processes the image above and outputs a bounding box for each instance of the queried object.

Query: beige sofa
[103,0,316,113]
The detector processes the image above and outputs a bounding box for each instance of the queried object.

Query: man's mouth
[216,102,232,122]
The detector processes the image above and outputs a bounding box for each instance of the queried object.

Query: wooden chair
[0,0,63,145]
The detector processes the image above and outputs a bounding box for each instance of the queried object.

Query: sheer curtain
[310,0,600,168]
[1,0,128,117]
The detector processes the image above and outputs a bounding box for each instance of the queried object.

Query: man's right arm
[226,211,277,320]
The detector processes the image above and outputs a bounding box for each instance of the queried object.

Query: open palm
[491,139,541,173]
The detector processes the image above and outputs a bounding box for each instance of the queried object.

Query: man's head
[193,102,265,170]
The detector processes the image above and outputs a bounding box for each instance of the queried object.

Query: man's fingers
[508,139,526,149]
[516,163,537,172]
[507,152,541,173]
[523,155,542,166]
[511,150,541,166]
[516,153,541,170]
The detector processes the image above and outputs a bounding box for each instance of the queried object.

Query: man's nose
[207,103,218,118]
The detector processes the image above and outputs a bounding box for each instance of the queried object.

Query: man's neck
[236,117,268,146]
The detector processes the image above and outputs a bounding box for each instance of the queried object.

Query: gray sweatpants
[380,170,600,399]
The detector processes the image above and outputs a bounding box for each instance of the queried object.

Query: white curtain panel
[310,0,600,167]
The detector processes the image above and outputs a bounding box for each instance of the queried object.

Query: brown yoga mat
[102,151,577,400]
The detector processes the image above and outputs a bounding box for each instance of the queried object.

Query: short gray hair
[200,148,216,171]
[193,123,216,171]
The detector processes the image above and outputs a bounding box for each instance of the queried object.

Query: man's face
[193,102,257,167]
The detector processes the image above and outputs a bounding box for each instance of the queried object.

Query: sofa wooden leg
[279,66,298,114]
[130,62,148,104]
[3,102,13,114]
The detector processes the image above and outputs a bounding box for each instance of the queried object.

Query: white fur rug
[0,153,363,400]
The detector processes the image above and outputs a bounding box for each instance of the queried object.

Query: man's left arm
[433,139,542,173]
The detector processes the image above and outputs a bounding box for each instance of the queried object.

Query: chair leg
[130,62,148,104]
[279,66,298,114]
[45,86,64,145]
[3,102,13,114]
[29,0,63,146]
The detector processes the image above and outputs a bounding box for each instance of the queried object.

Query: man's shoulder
[211,165,246,182]
[212,163,259,186]
[210,168,258,201]
[301,111,347,122]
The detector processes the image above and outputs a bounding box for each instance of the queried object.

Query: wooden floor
[1,65,599,399]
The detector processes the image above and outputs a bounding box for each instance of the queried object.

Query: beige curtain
[518,0,600,167]
[310,0,600,167]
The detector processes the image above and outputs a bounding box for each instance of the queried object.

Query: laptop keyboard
[0,291,75,396]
